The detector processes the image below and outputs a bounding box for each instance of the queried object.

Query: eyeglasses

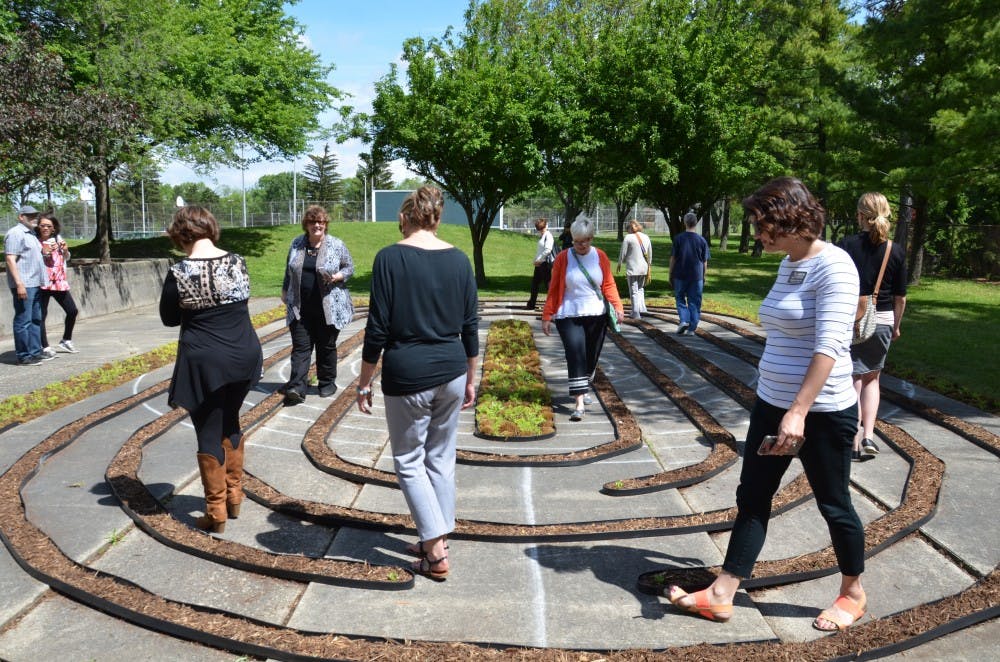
[307,220,327,226]
[38,224,54,229]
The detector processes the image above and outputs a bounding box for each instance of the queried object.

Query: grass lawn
[68,222,999,413]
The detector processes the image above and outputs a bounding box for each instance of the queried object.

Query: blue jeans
[11,286,43,361]
[673,278,704,330]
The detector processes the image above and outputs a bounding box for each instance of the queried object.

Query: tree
[0,27,137,200]
[370,0,545,285]
[253,172,297,204]
[303,143,342,203]
[5,0,337,261]
[858,0,1000,282]
[172,182,220,206]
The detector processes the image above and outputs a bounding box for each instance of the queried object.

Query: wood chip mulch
[0,310,994,660]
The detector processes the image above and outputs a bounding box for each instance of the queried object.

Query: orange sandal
[667,586,732,622]
[813,594,866,631]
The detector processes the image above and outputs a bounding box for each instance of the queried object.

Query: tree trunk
[908,194,929,286]
[90,170,113,264]
[719,197,731,251]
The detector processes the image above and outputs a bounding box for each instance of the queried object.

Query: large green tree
[5,0,336,261]
[858,0,1000,282]
[370,0,545,285]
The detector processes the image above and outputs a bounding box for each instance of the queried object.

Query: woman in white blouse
[526,218,554,309]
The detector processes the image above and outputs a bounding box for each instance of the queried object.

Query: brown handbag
[852,240,892,345]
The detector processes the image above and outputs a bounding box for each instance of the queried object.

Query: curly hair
[301,204,329,233]
[742,177,825,242]
[167,206,220,248]
[534,217,548,231]
[857,192,892,244]
[400,185,444,231]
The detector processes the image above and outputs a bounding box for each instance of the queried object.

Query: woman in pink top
[37,213,79,355]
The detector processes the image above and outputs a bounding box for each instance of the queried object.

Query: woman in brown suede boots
[160,206,263,533]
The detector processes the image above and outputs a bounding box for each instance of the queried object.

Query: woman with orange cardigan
[542,218,623,421]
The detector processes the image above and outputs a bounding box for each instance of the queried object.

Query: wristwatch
[356,386,372,396]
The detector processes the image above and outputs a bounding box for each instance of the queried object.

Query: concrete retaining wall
[1,259,172,340]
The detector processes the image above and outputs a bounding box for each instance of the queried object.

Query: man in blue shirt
[669,212,710,335]
[5,205,51,365]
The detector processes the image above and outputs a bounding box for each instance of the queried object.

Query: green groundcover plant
[476,319,554,439]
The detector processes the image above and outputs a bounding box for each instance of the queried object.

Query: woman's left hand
[616,309,625,322]
[542,320,552,336]
[461,382,476,410]
[356,387,373,414]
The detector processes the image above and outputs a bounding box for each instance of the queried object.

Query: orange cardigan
[542,248,623,321]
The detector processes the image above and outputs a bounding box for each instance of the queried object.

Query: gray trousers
[384,373,466,542]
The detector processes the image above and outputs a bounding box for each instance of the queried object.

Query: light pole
[292,159,298,225]
[362,173,368,222]
[240,145,247,228]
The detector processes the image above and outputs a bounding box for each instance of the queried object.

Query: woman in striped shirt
[668,177,869,632]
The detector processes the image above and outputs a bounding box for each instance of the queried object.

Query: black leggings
[40,289,78,348]
[723,398,864,578]
[555,315,607,395]
[188,381,252,465]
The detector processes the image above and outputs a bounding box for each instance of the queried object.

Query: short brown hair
[301,205,329,233]
[167,206,220,248]
[400,185,444,231]
[742,177,825,242]
[534,218,548,231]
[628,219,642,233]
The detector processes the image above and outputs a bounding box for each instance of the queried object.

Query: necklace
[306,245,319,257]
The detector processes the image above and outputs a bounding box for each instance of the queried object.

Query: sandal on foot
[411,552,449,582]
[666,586,732,622]
[405,540,449,557]
[813,594,866,631]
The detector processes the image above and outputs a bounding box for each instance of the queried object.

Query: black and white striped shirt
[757,243,859,412]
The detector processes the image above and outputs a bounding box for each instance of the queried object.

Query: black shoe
[677,323,689,335]
[283,390,305,406]
[318,384,338,398]
[860,438,880,457]
[851,450,863,462]
[525,302,536,310]
[17,356,43,366]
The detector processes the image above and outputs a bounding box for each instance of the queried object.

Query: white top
[618,232,651,276]
[757,243,859,412]
[555,248,606,319]
[533,230,554,264]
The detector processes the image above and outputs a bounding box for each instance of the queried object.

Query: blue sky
[161,0,470,190]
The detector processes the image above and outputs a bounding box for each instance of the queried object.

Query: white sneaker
[41,346,57,359]
[59,339,78,353]
[583,393,593,405]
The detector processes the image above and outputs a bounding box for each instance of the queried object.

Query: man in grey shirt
[5,205,50,364]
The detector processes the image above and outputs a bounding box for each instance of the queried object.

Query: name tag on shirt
[787,270,807,285]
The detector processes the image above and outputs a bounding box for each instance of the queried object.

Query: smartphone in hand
[757,435,803,456]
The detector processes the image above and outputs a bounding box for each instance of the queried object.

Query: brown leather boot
[194,453,227,533]
[223,436,244,519]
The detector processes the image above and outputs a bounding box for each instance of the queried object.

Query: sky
[160,1,471,191]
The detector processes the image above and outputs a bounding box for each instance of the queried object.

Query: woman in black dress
[160,206,263,533]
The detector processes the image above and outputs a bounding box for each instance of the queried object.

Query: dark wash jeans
[722,397,865,579]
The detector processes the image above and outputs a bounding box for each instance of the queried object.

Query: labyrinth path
[0,303,996,661]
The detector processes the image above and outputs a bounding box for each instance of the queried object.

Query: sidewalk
[0,298,283,405]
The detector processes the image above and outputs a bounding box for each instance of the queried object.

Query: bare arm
[892,295,906,340]
[462,356,478,410]
[5,254,26,300]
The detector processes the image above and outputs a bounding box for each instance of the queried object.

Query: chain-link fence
[2,199,367,240]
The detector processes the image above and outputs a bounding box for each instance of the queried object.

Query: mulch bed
[0,309,994,660]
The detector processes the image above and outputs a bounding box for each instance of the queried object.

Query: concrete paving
[0,302,996,660]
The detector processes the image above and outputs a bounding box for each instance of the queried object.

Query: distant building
[372,189,503,227]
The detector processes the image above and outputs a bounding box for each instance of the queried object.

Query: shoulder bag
[853,240,891,345]
[572,250,621,333]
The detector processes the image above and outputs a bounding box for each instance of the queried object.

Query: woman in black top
[837,192,907,461]
[356,186,478,581]
[280,204,355,405]
[160,206,263,533]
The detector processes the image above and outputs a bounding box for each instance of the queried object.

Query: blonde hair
[628,219,642,233]
[857,192,892,244]
[400,185,444,231]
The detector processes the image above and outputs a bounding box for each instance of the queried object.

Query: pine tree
[303,143,342,203]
